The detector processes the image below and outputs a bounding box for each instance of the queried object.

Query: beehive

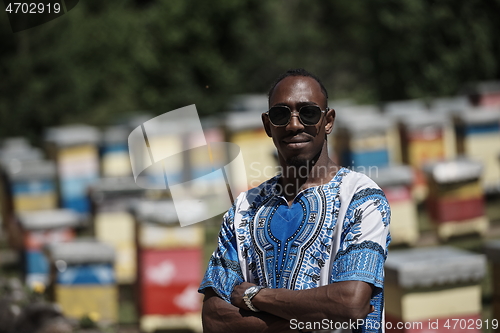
[398,112,451,201]
[371,165,418,246]
[0,139,44,239]
[424,158,488,240]
[46,239,117,323]
[90,177,145,284]
[100,126,132,177]
[17,209,80,287]
[45,125,100,213]
[5,160,57,213]
[133,199,203,333]
[385,246,486,332]
[335,113,394,169]
[455,108,500,192]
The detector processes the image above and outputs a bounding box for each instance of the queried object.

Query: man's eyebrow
[271,101,319,107]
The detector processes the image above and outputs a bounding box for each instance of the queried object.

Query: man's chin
[286,156,310,168]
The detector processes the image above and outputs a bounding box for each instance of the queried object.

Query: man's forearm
[232,281,374,323]
[202,288,295,333]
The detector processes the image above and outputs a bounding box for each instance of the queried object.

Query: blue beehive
[100,126,132,177]
[5,159,57,213]
[46,239,115,285]
[17,209,81,288]
[45,239,118,323]
[334,111,394,169]
[0,138,44,239]
[45,125,101,213]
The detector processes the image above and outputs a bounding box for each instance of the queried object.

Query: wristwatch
[243,285,264,312]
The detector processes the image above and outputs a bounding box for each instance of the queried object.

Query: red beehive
[423,158,488,240]
[133,199,204,332]
[140,248,202,315]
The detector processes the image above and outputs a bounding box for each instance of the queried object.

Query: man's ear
[324,108,335,135]
[262,113,272,137]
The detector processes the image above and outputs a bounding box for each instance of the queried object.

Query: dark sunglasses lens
[269,107,290,126]
[300,106,322,125]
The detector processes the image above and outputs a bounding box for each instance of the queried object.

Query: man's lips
[283,135,312,144]
[283,136,312,148]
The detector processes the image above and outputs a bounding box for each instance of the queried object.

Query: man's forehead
[269,76,326,105]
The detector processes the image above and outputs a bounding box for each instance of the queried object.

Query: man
[199,69,391,333]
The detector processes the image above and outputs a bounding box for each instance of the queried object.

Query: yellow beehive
[0,138,45,236]
[55,284,118,322]
[455,108,500,191]
[46,240,117,324]
[95,211,136,284]
[385,283,482,322]
[370,165,418,246]
[134,200,204,250]
[5,159,58,213]
[385,246,486,331]
[100,126,132,177]
[14,193,57,212]
[90,177,145,284]
[226,111,278,192]
[44,125,100,214]
[140,314,202,333]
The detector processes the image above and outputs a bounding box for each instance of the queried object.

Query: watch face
[244,287,253,298]
[244,286,259,299]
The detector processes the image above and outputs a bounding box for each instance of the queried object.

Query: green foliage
[362,0,500,100]
[0,0,499,141]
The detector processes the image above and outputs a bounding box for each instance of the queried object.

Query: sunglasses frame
[265,105,329,127]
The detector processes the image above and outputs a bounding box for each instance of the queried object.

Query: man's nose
[287,111,304,130]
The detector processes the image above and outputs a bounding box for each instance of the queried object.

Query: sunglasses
[265,105,328,127]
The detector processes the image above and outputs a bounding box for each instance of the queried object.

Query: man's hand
[205,281,375,332]
[230,281,258,310]
[202,288,295,333]
[232,280,375,324]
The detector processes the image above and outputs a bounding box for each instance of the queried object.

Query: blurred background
[1,0,500,332]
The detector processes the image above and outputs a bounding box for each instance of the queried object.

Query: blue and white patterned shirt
[199,168,391,333]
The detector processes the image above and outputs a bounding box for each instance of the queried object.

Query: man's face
[263,75,334,167]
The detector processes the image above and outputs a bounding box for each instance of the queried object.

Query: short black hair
[268,68,329,105]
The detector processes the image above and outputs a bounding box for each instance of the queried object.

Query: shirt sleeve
[331,186,390,287]
[331,179,391,333]
[198,204,245,303]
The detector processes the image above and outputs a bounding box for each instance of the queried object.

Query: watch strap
[243,286,264,312]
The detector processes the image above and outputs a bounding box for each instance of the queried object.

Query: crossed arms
[202,280,374,333]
